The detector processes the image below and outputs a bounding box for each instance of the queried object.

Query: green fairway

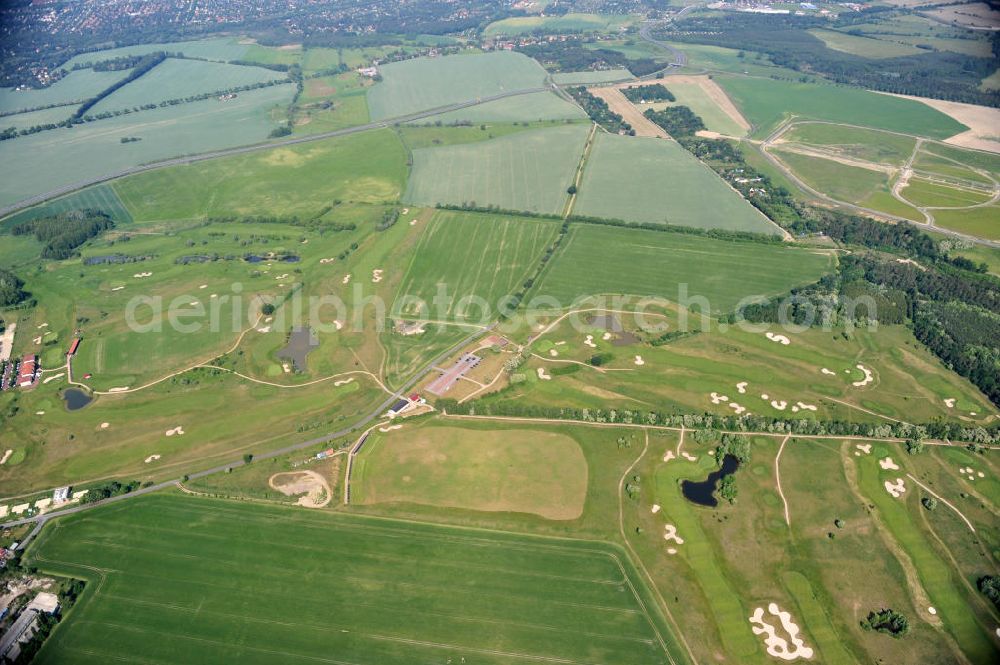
[717,76,968,139]
[533,224,832,313]
[393,210,558,321]
[771,149,890,203]
[405,123,589,214]
[424,91,586,124]
[90,59,286,115]
[0,184,132,231]
[901,178,995,208]
[573,133,779,234]
[483,13,637,37]
[552,69,636,85]
[0,84,295,209]
[352,422,589,519]
[0,69,127,114]
[28,493,680,664]
[932,205,1000,240]
[114,129,406,220]
[781,123,918,166]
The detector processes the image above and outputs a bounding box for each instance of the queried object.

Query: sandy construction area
[269,470,332,508]
[587,87,668,138]
[886,93,1000,153]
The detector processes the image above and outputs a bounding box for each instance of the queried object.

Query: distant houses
[0,592,59,662]
[17,353,37,388]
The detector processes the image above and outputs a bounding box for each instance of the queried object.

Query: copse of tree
[0,269,29,307]
[644,106,705,139]
[11,210,115,260]
[860,609,909,637]
[568,87,633,135]
[978,575,1000,611]
[622,84,675,103]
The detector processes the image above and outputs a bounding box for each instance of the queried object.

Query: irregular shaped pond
[681,454,739,508]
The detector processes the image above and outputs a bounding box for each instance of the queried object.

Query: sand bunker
[268,470,332,508]
[602,332,612,341]
[852,364,874,387]
[651,504,661,514]
[765,332,791,345]
[736,381,748,394]
[537,368,552,381]
[884,478,906,498]
[761,393,770,400]
[663,524,685,545]
[958,466,985,481]
[111,286,125,291]
[371,269,384,283]
[855,444,872,455]
[749,604,814,661]
[37,323,48,329]
[681,452,698,462]
[199,284,208,289]
[42,373,64,384]
[944,398,956,408]
[100,422,110,429]
[144,454,161,464]
[319,257,336,264]
[257,326,271,333]
[410,219,418,226]
[879,456,900,471]
[729,403,747,415]
[342,274,351,284]
[379,424,402,433]
[821,368,836,376]
[165,426,185,437]
[634,355,645,366]
[333,377,354,387]
[662,451,676,462]
[555,341,566,346]
[35,411,45,416]
[275,273,289,280]
[792,402,817,413]
[584,335,596,348]
[133,272,152,278]
[667,547,677,555]
[711,392,729,404]
[333,320,344,331]
[549,349,559,357]
[771,400,788,411]
[0,450,12,465]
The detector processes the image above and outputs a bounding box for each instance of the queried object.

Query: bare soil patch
[268,470,332,508]
[588,87,668,138]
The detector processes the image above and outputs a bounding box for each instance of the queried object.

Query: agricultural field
[770,149,896,207]
[901,177,995,208]
[88,59,286,115]
[61,38,252,69]
[404,123,589,214]
[650,77,749,137]
[932,205,1000,241]
[113,128,407,221]
[26,493,681,665]
[292,71,371,133]
[532,224,832,313]
[717,76,968,139]
[0,184,132,232]
[0,84,295,209]
[778,123,918,167]
[808,28,924,58]
[551,69,635,85]
[425,90,586,124]
[392,210,558,322]
[367,51,548,121]
[0,105,80,132]
[573,133,779,234]
[0,69,126,114]
[848,13,995,57]
[483,13,638,37]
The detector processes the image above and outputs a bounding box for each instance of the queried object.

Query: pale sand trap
[333,320,344,331]
[662,450,676,462]
[319,257,336,264]
[978,471,985,478]
[210,294,218,298]
[889,93,1000,154]
[379,424,403,433]
[35,411,44,416]
[199,284,208,289]
[275,273,289,280]
[584,335,596,348]
[165,426,185,437]
[795,401,817,412]
[265,317,273,323]
[602,332,612,341]
[634,355,645,366]
[42,373,64,384]
[402,208,409,215]
[32,336,41,344]
[879,456,900,471]
[37,322,48,329]
[555,340,566,346]
[371,269,384,283]
[761,393,770,400]
[765,332,791,345]
[342,274,352,284]
[410,219,418,226]
[856,443,872,454]
[0,450,12,465]
[537,367,552,380]
[144,454,161,464]
[884,478,907,498]
[667,547,677,555]
[729,402,747,415]
[663,524,685,545]
[711,392,730,404]
[771,400,788,411]
[133,272,153,278]
[928,607,937,616]
[708,450,715,456]
[852,364,874,387]
[107,386,130,393]
[681,452,698,462]
[257,326,271,333]
[33,498,51,510]
[111,286,125,291]
[736,381,748,394]
[187,301,198,307]
[549,348,559,357]
[749,604,814,661]
[100,422,110,429]
[944,398,956,408]
[333,377,355,387]
[652,504,661,514]
[821,368,836,376]
[282,362,292,373]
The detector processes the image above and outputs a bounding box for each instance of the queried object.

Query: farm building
[67,338,81,357]
[387,399,411,417]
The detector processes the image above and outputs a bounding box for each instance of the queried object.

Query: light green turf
[932,205,1000,240]
[552,69,636,85]
[781,123,918,166]
[534,224,833,313]
[393,210,558,320]
[90,59,286,115]
[718,76,968,139]
[0,84,294,210]
[902,178,995,208]
[28,493,680,665]
[0,105,78,132]
[424,91,586,124]
[484,13,638,37]
[113,129,406,221]
[771,149,889,203]
[405,123,589,214]
[0,184,132,231]
[367,51,548,121]
[0,69,126,114]
[809,28,924,58]
[573,133,778,234]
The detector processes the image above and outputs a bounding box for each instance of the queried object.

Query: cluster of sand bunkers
[132,271,153,279]
[884,477,907,498]
[165,426,185,437]
[371,269,384,283]
[749,603,814,661]
[958,465,986,482]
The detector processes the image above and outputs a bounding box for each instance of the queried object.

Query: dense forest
[568,87,634,134]
[621,83,674,103]
[518,41,664,77]
[11,210,115,260]
[0,269,29,307]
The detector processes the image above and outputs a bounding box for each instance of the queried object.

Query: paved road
[0,324,492,540]
[0,87,550,220]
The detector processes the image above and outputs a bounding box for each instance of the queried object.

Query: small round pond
[63,388,93,411]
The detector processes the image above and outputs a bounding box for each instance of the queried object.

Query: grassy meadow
[573,133,779,234]
[552,69,636,85]
[0,69,127,114]
[483,13,638,37]
[780,123,918,166]
[424,90,586,124]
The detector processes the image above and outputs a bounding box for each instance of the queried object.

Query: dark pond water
[245,254,300,263]
[63,388,93,411]
[278,326,319,371]
[681,454,739,508]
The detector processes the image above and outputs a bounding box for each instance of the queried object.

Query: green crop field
[0,84,294,209]
[573,133,779,234]
[405,123,589,214]
[484,13,638,37]
[0,69,127,115]
[771,149,891,204]
[717,76,968,139]
[367,51,548,121]
[61,38,252,69]
[0,105,80,132]
[352,422,589,519]
[0,184,132,231]
[114,128,406,221]
[809,28,924,58]
[424,91,586,124]
[533,224,832,313]
[901,177,995,208]
[393,210,558,321]
[932,205,1000,240]
[89,59,286,115]
[552,69,636,85]
[27,493,680,665]
[780,123,918,166]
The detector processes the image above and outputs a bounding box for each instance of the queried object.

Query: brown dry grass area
[610,76,750,133]
[888,93,1000,154]
[305,79,338,98]
[587,87,668,138]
